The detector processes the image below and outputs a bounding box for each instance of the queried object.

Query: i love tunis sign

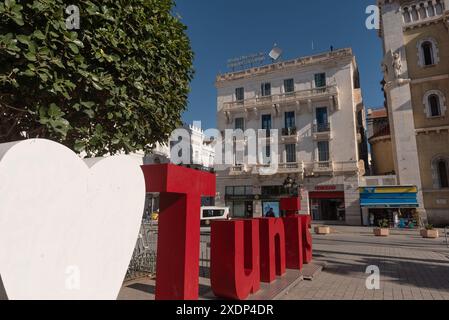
[141,164,313,301]
[0,139,145,300]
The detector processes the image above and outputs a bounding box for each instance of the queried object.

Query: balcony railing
[313,122,331,133]
[230,160,362,176]
[278,162,304,174]
[229,164,248,175]
[282,127,297,136]
[223,85,339,111]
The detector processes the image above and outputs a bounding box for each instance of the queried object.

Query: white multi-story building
[143,122,216,216]
[215,48,368,225]
[144,122,215,168]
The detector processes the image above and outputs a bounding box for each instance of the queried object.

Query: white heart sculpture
[0,139,145,300]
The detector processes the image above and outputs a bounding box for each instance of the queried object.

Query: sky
[174,0,384,130]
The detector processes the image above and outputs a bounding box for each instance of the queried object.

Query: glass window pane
[314,73,326,88]
[235,87,244,101]
[284,79,294,93]
[233,202,246,218]
[285,112,295,129]
[235,117,245,131]
[261,82,271,96]
[286,144,297,163]
[234,186,245,195]
[318,141,330,162]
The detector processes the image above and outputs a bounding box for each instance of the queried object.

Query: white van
[200,207,230,225]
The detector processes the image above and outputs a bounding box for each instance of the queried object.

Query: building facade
[367,108,395,176]
[378,0,449,225]
[143,123,216,217]
[215,48,368,225]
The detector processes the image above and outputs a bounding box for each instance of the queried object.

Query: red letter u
[210,219,260,300]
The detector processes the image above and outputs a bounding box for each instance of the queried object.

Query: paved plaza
[120,225,449,300]
[280,226,449,300]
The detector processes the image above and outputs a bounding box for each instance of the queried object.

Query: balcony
[222,85,339,113]
[304,160,364,176]
[278,162,304,174]
[229,164,249,176]
[281,127,299,143]
[252,162,304,175]
[312,122,332,140]
[333,161,361,174]
[311,161,334,174]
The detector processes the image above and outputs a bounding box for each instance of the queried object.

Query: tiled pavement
[279,226,449,300]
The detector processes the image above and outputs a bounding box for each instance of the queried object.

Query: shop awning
[359,186,419,208]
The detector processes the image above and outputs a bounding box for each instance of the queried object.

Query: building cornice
[215,48,354,86]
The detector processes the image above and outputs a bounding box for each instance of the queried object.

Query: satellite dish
[269,46,283,61]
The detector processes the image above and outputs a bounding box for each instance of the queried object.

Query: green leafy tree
[0,0,193,156]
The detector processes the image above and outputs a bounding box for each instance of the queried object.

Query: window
[234,186,246,195]
[225,186,234,195]
[438,160,449,188]
[235,117,245,131]
[261,82,271,97]
[422,42,434,66]
[225,186,253,196]
[265,145,271,159]
[429,95,441,117]
[435,0,443,14]
[314,73,326,88]
[417,38,439,67]
[423,90,446,118]
[235,87,244,101]
[403,7,411,23]
[284,79,295,93]
[262,114,272,130]
[285,112,295,129]
[315,107,329,132]
[317,141,330,162]
[286,144,296,163]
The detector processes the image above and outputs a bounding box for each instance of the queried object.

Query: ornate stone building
[378,0,449,225]
[215,48,368,225]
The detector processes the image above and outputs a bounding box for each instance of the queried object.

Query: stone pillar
[361,208,370,226]
[380,0,428,224]
[254,200,263,218]
[299,188,310,215]
[344,175,362,226]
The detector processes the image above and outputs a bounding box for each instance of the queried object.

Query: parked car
[200,207,230,226]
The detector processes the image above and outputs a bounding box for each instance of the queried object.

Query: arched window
[437,160,449,188]
[403,7,412,23]
[411,6,419,21]
[423,90,446,118]
[432,156,449,189]
[429,94,441,117]
[427,1,436,17]
[417,38,439,67]
[422,42,434,65]
[435,0,444,15]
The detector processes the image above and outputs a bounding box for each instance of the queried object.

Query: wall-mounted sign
[227,52,267,71]
[314,185,344,192]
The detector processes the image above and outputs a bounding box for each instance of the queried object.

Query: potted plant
[421,224,439,239]
[314,225,331,235]
[374,219,390,237]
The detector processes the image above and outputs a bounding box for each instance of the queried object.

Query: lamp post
[282,176,299,197]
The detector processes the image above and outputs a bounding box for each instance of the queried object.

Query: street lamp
[282,176,299,196]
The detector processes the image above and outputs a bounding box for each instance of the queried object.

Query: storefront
[309,185,346,222]
[359,186,419,228]
[225,186,255,218]
[225,185,295,218]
